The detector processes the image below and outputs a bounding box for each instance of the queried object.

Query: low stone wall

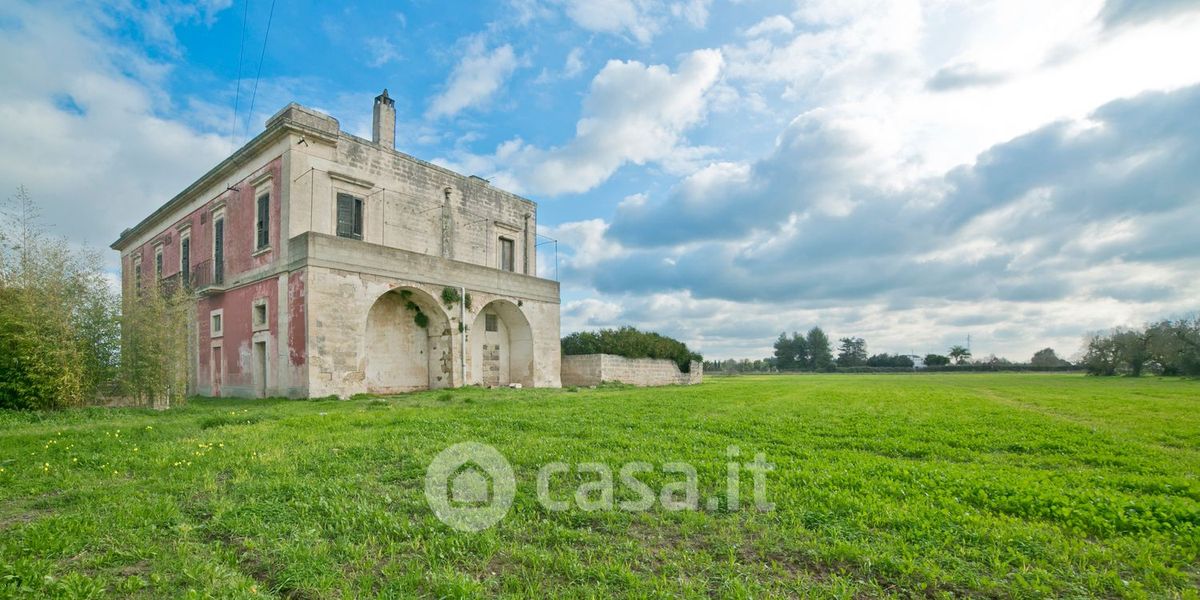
[561,354,703,387]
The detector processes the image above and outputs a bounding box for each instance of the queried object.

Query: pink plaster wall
[197,277,279,393]
[122,157,283,293]
[119,156,303,396]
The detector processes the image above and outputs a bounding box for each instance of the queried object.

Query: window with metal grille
[256,193,270,249]
[485,313,498,332]
[499,237,515,272]
[336,193,364,240]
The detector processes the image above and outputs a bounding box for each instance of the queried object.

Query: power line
[244,0,278,142]
[228,0,250,153]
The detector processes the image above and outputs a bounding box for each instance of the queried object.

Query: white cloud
[426,37,520,120]
[671,0,713,28]
[442,49,724,196]
[364,36,401,67]
[562,0,659,43]
[563,47,585,78]
[0,1,229,261]
[554,0,712,43]
[742,15,794,38]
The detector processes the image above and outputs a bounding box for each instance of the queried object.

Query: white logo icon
[424,442,515,532]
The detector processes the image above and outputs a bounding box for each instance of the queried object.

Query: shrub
[561,326,702,372]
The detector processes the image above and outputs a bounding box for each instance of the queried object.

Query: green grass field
[1,374,1198,598]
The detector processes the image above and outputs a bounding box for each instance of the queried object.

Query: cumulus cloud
[0,1,230,257]
[557,84,1200,358]
[561,0,660,43]
[443,49,724,196]
[426,37,520,119]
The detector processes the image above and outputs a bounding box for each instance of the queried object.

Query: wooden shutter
[336,194,354,238]
[500,238,514,271]
[353,198,364,240]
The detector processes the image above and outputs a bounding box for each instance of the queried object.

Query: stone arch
[364,286,452,392]
[471,299,534,387]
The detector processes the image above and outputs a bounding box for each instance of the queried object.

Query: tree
[1030,348,1068,367]
[1111,329,1149,376]
[0,187,121,409]
[836,337,867,367]
[949,345,972,365]
[1145,318,1200,376]
[773,332,794,369]
[773,331,809,370]
[866,353,914,368]
[1084,319,1200,377]
[924,353,950,366]
[1083,334,1119,376]
[806,327,834,371]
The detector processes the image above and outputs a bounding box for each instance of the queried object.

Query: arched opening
[471,300,534,387]
[365,287,452,392]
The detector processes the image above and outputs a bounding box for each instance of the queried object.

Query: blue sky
[1,0,1198,361]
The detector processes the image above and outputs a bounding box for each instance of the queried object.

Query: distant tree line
[708,319,1200,378]
[703,327,1085,374]
[562,326,702,373]
[1082,319,1200,376]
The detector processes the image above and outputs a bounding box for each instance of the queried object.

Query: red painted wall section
[122,157,283,293]
[119,156,300,396]
[197,276,280,393]
[288,269,307,367]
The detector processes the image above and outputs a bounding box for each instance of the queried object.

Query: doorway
[254,341,267,398]
[211,345,223,397]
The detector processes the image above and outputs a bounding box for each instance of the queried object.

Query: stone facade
[561,354,703,387]
[112,91,561,398]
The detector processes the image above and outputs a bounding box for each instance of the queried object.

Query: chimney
[372,89,396,149]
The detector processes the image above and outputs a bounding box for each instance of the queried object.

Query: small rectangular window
[485,313,498,332]
[154,247,163,279]
[256,193,270,249]
[336,193,364,240]
[211,313,223,337]
[134,261,142,291]
[253,303,267,328]
[499,237,515,272]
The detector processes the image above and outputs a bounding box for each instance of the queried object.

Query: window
[154,246,164,279]
[255,192,270,249]
[499,237,515,272]
[210,310,223,337]
[252,299,268,331]
[180,233,190,284]
[213,215,225,285]
[336,193,364,240]
[133,258,142,291]
[485,313,499,332]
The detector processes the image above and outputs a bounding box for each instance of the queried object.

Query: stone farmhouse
[112,91,562,398]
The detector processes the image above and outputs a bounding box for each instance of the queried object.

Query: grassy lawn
[1,374,1198,598]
